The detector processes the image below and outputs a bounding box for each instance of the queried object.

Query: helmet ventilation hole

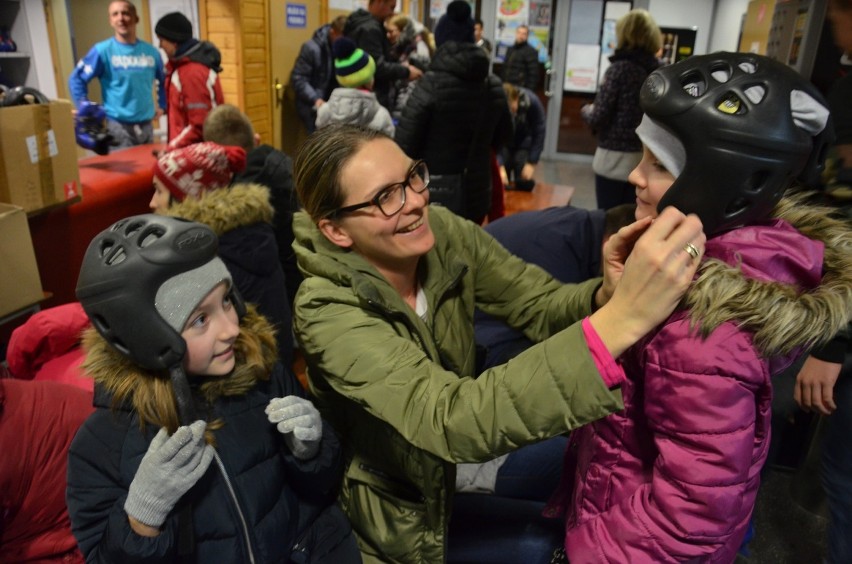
[744,170,770,194]
[139,227,164,248]
[724,197,750,217]
[681,71,706,97]
[123,219,145,238]
[105,246,127,265]
[98,240,114,258]
[738,61,757,74]
[743,85,766,104]
[717,92,746,115]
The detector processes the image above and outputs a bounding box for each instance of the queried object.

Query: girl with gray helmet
[548,52,852,562]
[67,214,360,563]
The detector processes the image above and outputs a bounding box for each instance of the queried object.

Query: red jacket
[165,40,224,150]
[0,379,93,562]
[6,303,91,392]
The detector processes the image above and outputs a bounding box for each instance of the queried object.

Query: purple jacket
[547,197,852,563]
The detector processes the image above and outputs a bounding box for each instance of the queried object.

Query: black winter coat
[166,183,294,367]
[395,41,512,222]
[290,24,337,132]
[235,145,302,309]
[502,42,539,90]
[344,9,409,109]
[67,352,349,563]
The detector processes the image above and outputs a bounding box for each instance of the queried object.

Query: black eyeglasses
[327,160,430,218]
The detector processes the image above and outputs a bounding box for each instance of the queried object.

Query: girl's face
[182,282,240,377]
[319,138,435,276]
[385,22,401,45]
[150,177,171,214]
[628,145,676,221]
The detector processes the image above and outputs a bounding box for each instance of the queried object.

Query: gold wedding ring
[683,242,700,260]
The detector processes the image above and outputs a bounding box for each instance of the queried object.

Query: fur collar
[166,183,274,236]
[686,192,852,357]
[82,308,278,430]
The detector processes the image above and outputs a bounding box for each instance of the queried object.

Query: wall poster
[493,0,551,64]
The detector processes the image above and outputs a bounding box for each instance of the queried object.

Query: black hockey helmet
[76,214,245,371]
[639,52,834,235]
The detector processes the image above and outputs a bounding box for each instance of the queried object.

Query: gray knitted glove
[124,420,214,528]
[265,396,322,460]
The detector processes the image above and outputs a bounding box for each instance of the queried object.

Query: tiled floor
[531,157,831,563]
[534,156,597,210]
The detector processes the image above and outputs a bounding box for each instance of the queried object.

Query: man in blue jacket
[68,1,165,151]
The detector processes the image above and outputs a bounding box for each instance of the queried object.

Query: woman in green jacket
[291,124,705,563]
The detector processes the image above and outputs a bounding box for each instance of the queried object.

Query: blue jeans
[447,436,568,563]
[821,362,852,564]
[495,435,569,502]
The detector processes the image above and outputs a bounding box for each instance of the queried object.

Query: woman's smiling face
[321,138,435,274]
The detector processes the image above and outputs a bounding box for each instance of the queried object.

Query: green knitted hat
[333,37,376,88]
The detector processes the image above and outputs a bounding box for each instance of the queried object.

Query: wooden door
[269,0,323,153]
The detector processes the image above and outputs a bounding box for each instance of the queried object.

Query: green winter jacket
[292,206,624,563]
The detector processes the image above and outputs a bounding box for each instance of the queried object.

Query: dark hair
[474,17,484,26]
[294,124,391,221]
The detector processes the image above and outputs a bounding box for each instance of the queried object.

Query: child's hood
[83,308,278,411]
[684,193,852,358]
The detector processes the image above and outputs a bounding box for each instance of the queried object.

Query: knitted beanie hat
[155,12,193,43]
[434,0,475,47]
[333,37,376,88]
[635,115,687,178]
[155,257,233,333]
[153,142,247,202]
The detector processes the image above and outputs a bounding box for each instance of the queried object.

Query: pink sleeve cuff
[581,317,626,389]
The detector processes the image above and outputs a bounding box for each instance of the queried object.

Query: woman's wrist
[588,303,647,359]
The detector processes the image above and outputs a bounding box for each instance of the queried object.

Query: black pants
[503,148,535,191]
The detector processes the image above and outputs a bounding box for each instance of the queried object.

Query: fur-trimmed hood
[165,182,274,235]
[686,192,852,358]
[82,308,278,427]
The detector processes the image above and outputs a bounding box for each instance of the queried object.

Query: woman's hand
[590,206,705,358]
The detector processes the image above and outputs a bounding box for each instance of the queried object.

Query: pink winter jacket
[546,200,852,563]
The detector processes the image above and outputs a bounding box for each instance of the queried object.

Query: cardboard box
[0,203,44,318]
[0,100,81,213]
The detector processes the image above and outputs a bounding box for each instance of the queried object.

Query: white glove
[265,396,322,460]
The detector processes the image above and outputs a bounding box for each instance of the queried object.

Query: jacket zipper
[213,451,256,564]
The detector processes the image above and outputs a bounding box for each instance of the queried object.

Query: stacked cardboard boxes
[0,203,44,318]
[0,100,80,214]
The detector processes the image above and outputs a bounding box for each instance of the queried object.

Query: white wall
[646,0,715,55]
[709,0,751,53]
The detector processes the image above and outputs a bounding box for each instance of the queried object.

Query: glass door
[542,1,637,159]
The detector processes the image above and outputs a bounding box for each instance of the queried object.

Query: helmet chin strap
[169,365,198,425]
